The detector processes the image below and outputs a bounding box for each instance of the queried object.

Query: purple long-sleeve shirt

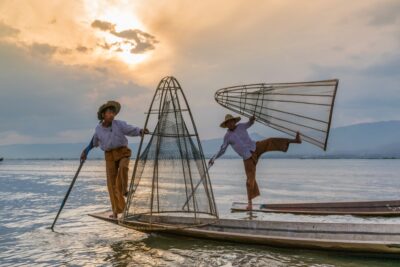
[91,120,142,151]
[211,120,255,161]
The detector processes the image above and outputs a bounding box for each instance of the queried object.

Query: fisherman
[208,114,301,210]
[80,100,149,219]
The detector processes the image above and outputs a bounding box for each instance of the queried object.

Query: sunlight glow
[83,0,150,66]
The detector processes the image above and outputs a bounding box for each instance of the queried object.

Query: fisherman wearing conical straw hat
[81,100,149,219]
[209,114,302,210]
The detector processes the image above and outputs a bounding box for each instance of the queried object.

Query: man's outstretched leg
[255,132,302,160]
[245,132,301,208]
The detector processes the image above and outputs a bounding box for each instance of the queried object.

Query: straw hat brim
[97,101,121,120]
[220,116,241,128]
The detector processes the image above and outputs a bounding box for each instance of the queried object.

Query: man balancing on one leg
[80,100,149,219]
[208,114,301,210]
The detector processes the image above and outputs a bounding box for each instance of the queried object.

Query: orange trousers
[105,146,131,214]
[243,138,290,201]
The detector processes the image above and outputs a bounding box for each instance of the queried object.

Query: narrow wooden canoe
[231,200,400,216]
[89,211,400,255]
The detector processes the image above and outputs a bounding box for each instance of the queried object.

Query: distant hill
[1,121,399,159]
[290,120,400,158]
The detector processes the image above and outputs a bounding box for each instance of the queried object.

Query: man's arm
[208,135,229,166]
[119,121,143,136]
[81,135,98,162]
[243,115,256,129]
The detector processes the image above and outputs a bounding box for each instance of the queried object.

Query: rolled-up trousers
[104,146,131,214]
[243,138,291,201]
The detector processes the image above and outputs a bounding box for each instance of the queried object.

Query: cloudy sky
[0,0,399,145]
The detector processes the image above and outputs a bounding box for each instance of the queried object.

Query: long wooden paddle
[181,165,211,210]
[50,159,85,231]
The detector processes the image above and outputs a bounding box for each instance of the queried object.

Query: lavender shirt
[92,120,142,151]
[212,120,256,161]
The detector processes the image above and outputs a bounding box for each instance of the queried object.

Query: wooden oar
[181,165,211,210]
[50,159,85,231]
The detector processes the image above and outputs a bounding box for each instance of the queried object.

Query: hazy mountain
[1,121,399,159]
[292,120,400,158]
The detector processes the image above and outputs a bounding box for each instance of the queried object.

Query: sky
[0,0,399,145]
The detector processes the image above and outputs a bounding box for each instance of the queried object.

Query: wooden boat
[90,211,400,255]
[231,200,400,216]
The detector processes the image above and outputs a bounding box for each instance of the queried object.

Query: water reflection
[1,159,400,266]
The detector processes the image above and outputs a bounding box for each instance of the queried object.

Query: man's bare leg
[246,199,252,211]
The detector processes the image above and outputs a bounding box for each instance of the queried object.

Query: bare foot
[246,203,252,211]
[294,131,302,144]
[109,213,118,219]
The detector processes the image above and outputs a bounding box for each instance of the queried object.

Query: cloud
[309,50,400,126]
[1,0,400,144]
[0,21,19,38]
[91,19,158,54]
[130,41,154,53]
[113,29,154,41]
[0,40,151,144]
[367,0,400,26]
[91,19,116,32]
[76,45,90,53]
[310,52,400,79]
[114,29,157,53]
[29,42,58,57]
[362,55,400,77]
[135,0,400,130]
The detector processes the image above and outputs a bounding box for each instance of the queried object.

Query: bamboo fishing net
[124,77,218,221]
[214,79,339,150]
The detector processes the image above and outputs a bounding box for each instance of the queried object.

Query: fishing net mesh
[125,77,217,220]
[215,80,338,150]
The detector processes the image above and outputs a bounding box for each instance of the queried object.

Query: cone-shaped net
[215,80,338,150]
[125,77,217,219]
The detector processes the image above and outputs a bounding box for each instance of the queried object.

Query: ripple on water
[1,159,400,266]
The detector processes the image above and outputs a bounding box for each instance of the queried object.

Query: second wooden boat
[231,200,400,216]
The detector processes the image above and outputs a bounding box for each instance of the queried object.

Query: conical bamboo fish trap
[123,76,218,223]
[214,79,339,150]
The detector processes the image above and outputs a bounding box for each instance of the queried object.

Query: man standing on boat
[80,100,149,219]
[208,114,301,210]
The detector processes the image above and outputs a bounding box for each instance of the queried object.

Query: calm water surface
[1,159,400,266]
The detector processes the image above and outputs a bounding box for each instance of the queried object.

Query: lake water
[1,159,400,266]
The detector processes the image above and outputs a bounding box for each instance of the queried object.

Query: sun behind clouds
[0,0,158,70]
[84,0,156,65]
